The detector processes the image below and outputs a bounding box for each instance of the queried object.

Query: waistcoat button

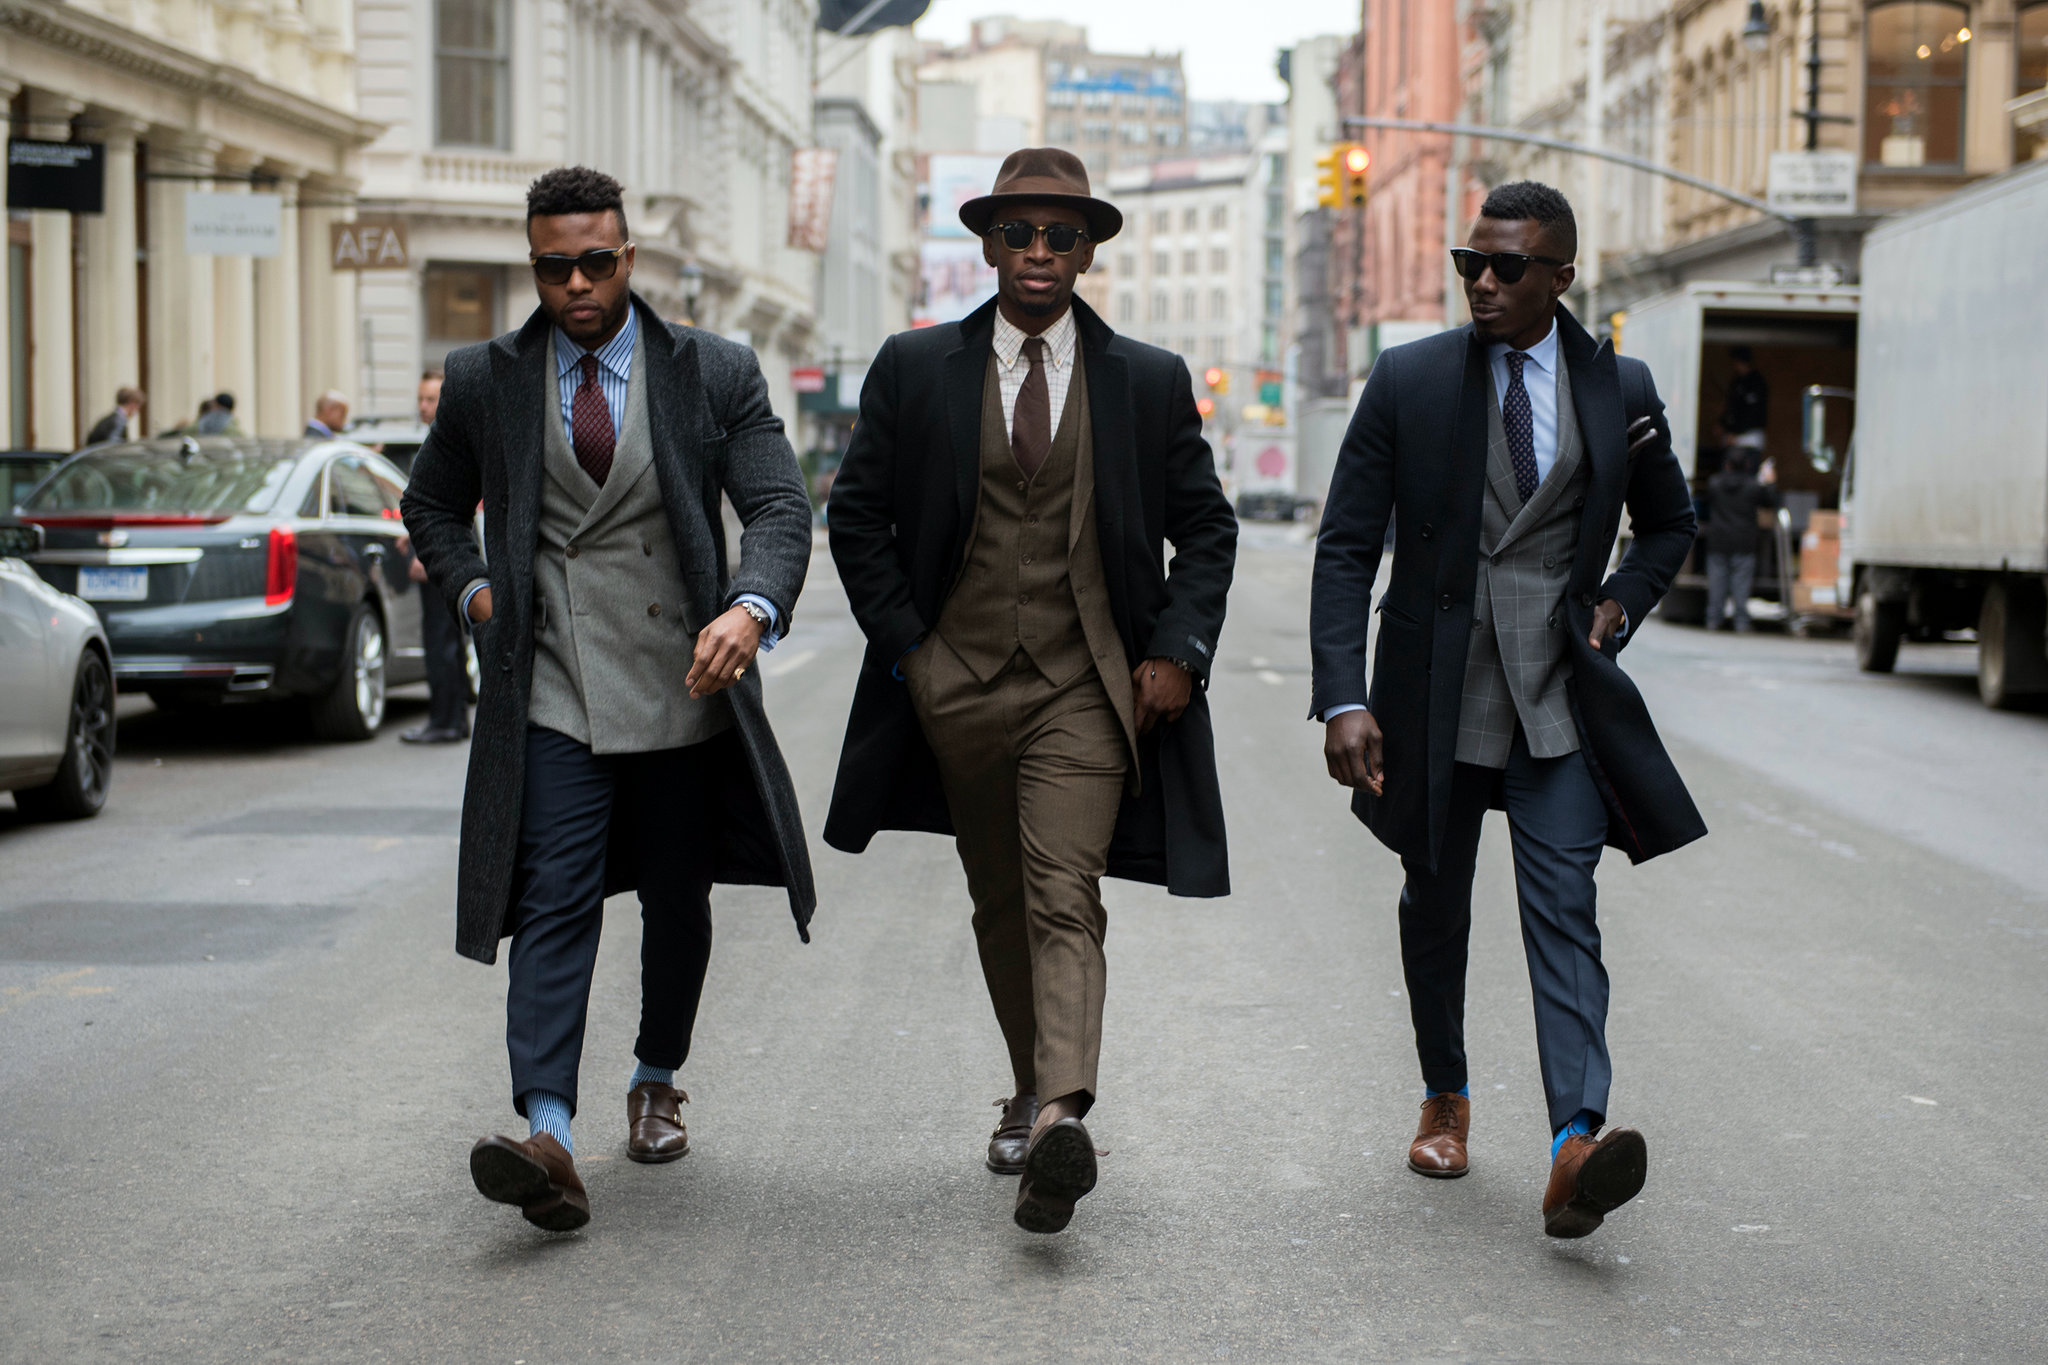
[1016,480,1027,492]
[647,603,661,617]
[1439,594,1452,610]
[1022,556,1033,565]
[1019,594,1030,605]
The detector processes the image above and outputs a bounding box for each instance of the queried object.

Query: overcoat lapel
[489,309,553,608]
[637,298,721,581]
[1559,308,1625,530]
[1076,303,1135,629]
[945,301,999,533]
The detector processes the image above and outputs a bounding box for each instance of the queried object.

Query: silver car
[0,525,115,819]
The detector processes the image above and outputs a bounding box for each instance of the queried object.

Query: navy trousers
[1398,728,1612,1133]
[506,725,719,1116]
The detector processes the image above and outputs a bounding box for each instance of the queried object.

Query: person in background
[1702,444,1779,633]
[85,387,145,445]
[306,391,349,438]
[1720,345,1769,463]
[164,397,215,438]
[195,393,242,436]
[401,370,469,744]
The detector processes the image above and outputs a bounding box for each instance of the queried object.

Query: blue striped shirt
[554,314,636,443]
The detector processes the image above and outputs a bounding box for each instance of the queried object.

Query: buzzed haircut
[1479,180,1578,262]
[526,166,630,241]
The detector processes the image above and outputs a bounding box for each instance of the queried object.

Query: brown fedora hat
[957,147,1122,243]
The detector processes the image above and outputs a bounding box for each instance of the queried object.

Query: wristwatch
[736,600,772,628]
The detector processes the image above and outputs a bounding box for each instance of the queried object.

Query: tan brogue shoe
[469,1132,590,1231]
[1542,1126,1647,1239]
[1407,1093,1471,1178]
[626,1082,690,1164]
[986,1093,1038,1175]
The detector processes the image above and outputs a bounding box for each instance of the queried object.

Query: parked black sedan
[16,436,428,740]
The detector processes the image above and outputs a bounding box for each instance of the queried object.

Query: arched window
[2018,2,2048,162]
[1864,0,1971,168]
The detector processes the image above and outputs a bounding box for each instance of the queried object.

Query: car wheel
[15,649,116,820]
[310,602,387,741]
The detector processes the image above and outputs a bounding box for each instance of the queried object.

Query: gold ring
[735,666,746,678]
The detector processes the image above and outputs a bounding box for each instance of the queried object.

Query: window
[1864,0,1970,168]
[1210,205,1228,229]
[1117,252,1136,277]
[1182,249,1200,273]
[2019,3,2048,162]
[1210,288,1228,321]
[1210,247,1228,272]
[1155,124,1183,148]
[1117,292,1136,323]
[1181,207,1200,230]
[328,458,388,520]
[1182,289,1198,322]
[1153,210,1172,233]
[1151,292,1170,322]
[425,267,498,341]
[1208,335,1226,360]
[1154,250,1172,275]
[436,0,511,148]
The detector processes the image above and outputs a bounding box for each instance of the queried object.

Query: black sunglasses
[530,244,632,286]
[990,221,1090,255]
[1449,248,1570,285]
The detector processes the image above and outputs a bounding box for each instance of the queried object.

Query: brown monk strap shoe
[626,1082,690,1164]
[1543,1126,1647,1239]
[1014,1117,1098,1234]
[1407,1093,1471,1178]
[469,1132,590,1231]
[986,1093,1038,1175]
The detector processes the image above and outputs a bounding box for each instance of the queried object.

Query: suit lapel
[1481,367,1524,519]
[1496,359,1585,552]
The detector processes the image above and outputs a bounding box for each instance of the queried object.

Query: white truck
[1836,157,2048,709]
[1618,280,1861,625]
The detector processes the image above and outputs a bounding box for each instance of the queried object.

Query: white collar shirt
[1486,316,1561,484]
[992,306,1077,442]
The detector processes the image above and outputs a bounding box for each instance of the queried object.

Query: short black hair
[1479,181,1577,261]
[213,392,235,410]
[526,166,630,240]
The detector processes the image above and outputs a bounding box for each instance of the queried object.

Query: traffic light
[1203,366,1229,395]
[1341,144,1371,208]
[1314,146,1341,209]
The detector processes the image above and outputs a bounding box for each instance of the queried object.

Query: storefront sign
[6,140,104,213]
[185,191,282,256]
[1767,151,1858,217]
[330,220,410,269]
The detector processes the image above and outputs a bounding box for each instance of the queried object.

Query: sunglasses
[1449,248,1570,285]
[530,244,632,286]
[989,221,1090,255]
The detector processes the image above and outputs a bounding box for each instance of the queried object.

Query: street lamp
[1743,0,1771,52]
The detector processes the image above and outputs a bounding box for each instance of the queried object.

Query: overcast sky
[914,0,1360,105]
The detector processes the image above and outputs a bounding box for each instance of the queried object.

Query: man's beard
[554,294,628,343]
[1014,290,1061,318]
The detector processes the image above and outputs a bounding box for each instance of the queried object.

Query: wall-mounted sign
[185,191,282,256]
[330,219,410,270]
[1766,151,1858,217]
[7,140,104,213]
[788,147,839,253]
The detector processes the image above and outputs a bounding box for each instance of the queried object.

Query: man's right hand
[1324,708,1385,796]
[467,586,493,624]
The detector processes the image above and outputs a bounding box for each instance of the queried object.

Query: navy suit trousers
[506,725,719,1116]
[1397,728,1612,1132]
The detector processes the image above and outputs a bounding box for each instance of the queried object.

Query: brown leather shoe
[986,1093,1038,1175]
[1407,1093,1471,1178]
[626,1082,690,1163]
[1542,1127,1647,1238]
[469,1132,590,1231]
[1014,1117,1097,1234]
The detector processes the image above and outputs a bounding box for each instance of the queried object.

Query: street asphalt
[2,524,2043,1363]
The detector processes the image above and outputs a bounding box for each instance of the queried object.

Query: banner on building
[7,140,104,213]
[331,219,410,270]
[916,237,996,328]
[926,155,1006,239]
[185,191,283,256]
[788,148,839,253]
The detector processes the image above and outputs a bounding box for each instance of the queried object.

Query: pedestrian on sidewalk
[1311,182,1704,1238]
[84,387,145,445]
[824,148,1237,1235]
[1702,445,1779,633]
[401,166,816,1232]
[399,370,472,743]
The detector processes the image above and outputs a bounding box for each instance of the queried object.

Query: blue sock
[1550,1109,1598,1160]
[1424,1084,1471,1099]
[629,1061,676,1092]
[524,1090,573,1156]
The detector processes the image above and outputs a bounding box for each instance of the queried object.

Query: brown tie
[1011,336,1050,480]
[571,353,615,487]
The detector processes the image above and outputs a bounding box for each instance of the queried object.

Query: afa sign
[330,220,410,270]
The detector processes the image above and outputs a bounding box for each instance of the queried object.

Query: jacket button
[1471,617,1482,631]
[1026,515,1038,526]
[1019,594,1030,605]
[1578,592,1594,607]
[1421,524,1433,539]
[1544,555,1557,568]
[500,659,511,673]
[642,541,652,556]
[1548,615,1558,629]
[1573,496,1586,509]
[565,545,578,559]
[648,603,661,617]
[1439,594,1452,610]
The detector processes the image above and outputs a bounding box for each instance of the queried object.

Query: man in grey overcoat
[402,166,816,1232]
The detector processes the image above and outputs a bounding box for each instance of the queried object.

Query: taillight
[265,526,298,606]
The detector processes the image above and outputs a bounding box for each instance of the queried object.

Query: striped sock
[1550,1110,1597,1160]
[524,1090,573,1156]
[1425,1084,1471,1100]
[629,1061,676,1093]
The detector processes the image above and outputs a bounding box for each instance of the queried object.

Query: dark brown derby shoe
[1543,1127,1647,1239]
[627,1082,690,1164]
[986,1093,1038,1175]
[1014,1117,1097,1234]
[1408,1093,1471,1178]
[469,1132,590,1231]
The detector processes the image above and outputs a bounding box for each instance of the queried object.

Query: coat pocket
[1376,597,1422,630]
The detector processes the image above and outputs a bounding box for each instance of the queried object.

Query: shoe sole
[470,1140,590,1232]
[1544,1129,1647,1239]
[1406,1157,1470,1179]
[626,1142,690,1165]
[1014,1123,1097,1234]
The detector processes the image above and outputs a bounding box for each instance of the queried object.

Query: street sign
[791,367,827,394]
[1769,263,1847,287]
[330,220,410,270]
[6,140,103,213]
[1767,151,1858,217]
[185,191,282,256]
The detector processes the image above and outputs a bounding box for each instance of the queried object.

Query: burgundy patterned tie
[571,353,614,487]
[1012,337,1050,479]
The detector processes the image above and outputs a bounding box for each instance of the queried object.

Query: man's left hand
[687,606,765,699]
[1132,658,1193,735]
[1588,599,1627,651]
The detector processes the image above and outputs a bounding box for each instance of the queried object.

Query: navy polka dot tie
[1504,351,1538,504]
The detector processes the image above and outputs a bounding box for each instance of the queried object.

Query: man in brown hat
[825,147,1237,1234]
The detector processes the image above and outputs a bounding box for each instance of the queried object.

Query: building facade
[2,0,376,448]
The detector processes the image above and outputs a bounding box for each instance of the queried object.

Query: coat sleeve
[1600,357,1695,646]
[400,360,491,615]
[1308,351,1400,719]
[1143,355,1238,685]
[826,334,927,665]
[712,340,813,629]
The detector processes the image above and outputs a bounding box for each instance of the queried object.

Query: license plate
[78,566,149,601]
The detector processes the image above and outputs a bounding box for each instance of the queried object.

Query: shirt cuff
[459,579,490,625]
[735,593,782,651]
[1615,606,1630,639]
[893,639,921,681]
[1322,702,1368,721]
